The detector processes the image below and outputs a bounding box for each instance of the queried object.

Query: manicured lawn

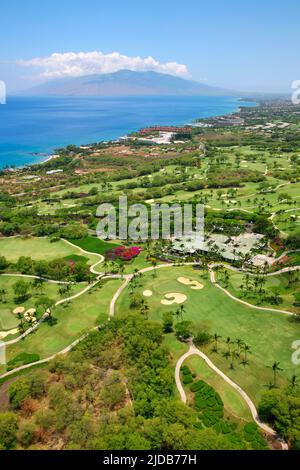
[5,278,122,363]
[273,211,300,236]
[0,276,86,332]
[116,266,300,403]
[68,236,118,255]
[185,355,252,422]
[0,237,99,266]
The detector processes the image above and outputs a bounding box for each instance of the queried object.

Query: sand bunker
[177,277,204,290]
[161,292,187,305]
[13,306,25,315]
[0,328,19,340]
[143,290,153,297]
[25,308,36,315]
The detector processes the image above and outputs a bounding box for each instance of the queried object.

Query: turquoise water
[0,95,255,169]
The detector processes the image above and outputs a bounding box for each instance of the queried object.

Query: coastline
[0,96,257,170]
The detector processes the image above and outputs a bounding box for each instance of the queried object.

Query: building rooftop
[172,232,265,261]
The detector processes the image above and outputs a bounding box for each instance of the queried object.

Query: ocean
[0,95,255,169]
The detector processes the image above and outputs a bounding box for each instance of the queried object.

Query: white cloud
[17,51,189,79]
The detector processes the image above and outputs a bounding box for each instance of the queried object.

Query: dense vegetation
[0,316,269,450]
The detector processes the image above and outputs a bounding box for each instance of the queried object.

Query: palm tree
[179,304,186,321]
[230,349,237,370]
[119,263,125,279]
[213,333,221,353]
[225,337,231,357]
[289,374,298,388]
[236,339,244,357]
[151,259,157,277]
[174,308,181,324]
[103,260,109,274]
[0,288,7,303]
[242,343,251,365]
[269,361,283,387]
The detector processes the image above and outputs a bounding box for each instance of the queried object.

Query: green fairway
[116,266,300,403]
[0,237,100,265]
[0,276,86,332]
[4,278,122,364]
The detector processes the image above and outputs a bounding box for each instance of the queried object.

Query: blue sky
[0,0,299,92]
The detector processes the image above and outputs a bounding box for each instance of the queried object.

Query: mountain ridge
[20,70,236,97]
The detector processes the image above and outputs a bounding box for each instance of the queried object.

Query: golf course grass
[0,276,86,332]
[68,236,118,255]
[0,236,100,265]
[116,265,300,403]
[3,278,122,367]
[184,355,252,422]
[217,268,300,313]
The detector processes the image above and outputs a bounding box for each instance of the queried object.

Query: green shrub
[17,422,36,448]
[195,398,206,410]
[191,380,206,392]
[207,396,217,407]
[0,413,18,449]
[181,366,192,376]
[244,422,257,435]
[9,378,31,409]
[182,374,193,385]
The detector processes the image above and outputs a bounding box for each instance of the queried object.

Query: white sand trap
[161,292,187,305]
[25,308,36,316]
[13,306,25,314]
[145,199,155,204]
[143,290,153,297]
[0,328,19,339]
[177,277,204,290]
[25,316,36,322]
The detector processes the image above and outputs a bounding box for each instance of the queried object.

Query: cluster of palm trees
[212,333,251,369]
[240,272,267,301]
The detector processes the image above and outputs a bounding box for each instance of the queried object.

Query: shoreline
[1,96,257,171]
